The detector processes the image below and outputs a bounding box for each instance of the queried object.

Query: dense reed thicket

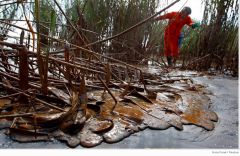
[181,0,238,76]
[0,0,238,75]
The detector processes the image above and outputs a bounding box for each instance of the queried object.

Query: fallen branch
[98,76,118,112]
[0,82,66,112]
[0,113,34,119]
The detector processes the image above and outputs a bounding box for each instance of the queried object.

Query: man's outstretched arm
[154,12,176,21]
[185,17,201,29]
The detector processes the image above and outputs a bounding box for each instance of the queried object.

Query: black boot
[167,56,172,67]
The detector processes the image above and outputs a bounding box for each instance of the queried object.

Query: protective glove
[191,22,200,29]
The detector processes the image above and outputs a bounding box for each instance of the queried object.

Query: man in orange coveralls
[155,7,199,66]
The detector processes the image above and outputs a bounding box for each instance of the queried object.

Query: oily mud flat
[92,70,238,149]
[0,69,218,148]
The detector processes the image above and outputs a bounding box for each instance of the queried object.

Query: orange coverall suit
[158,12,193,57]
